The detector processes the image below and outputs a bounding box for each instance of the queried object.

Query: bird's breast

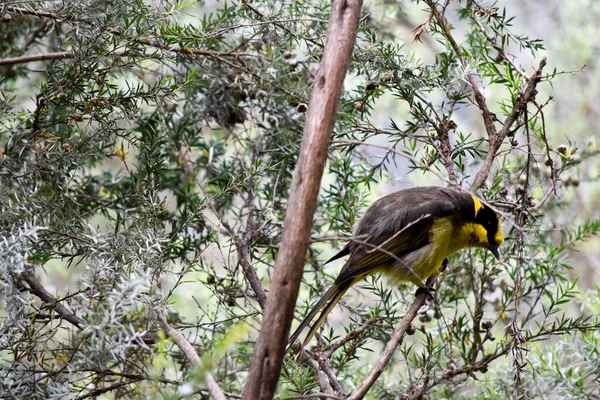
[431,217,486,254]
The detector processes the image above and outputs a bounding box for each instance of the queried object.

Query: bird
[288,186,504,351]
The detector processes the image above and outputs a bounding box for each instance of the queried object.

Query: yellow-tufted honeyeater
[289,186,504,350]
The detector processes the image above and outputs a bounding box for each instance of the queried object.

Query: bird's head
[471,198,504,259]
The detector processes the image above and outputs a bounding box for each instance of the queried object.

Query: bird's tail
[288,282,351,352]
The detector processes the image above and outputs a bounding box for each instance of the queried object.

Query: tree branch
[471,58,546,190]
[332,140,457,187]
[281,393,343,400]
[21,271,84,329]
[238,137,268,308]
[424,1,547,191]
[239,0,324,49]
[0,51,73,66]
[405,323,600,399]
[176,149,268,309]
[5,6,73,21]
[155,308,226,400]
[426,0,499,141]
[73,378,142,400]
[242,1,364,398]
[472,17,527,79]
[347,276,435,400]
[324,315,383,358]
[298,351,338,396]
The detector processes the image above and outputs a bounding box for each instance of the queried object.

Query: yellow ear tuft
[472,196,482,216]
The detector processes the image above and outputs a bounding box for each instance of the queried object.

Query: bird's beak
[489,243,501,260]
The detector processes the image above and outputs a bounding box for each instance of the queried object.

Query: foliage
[0,0,599,399]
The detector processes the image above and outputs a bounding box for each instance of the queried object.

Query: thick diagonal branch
[471,58,546,190]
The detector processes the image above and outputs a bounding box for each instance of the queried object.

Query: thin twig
[72,378,142,400]
[240,0,324,49]
[22,20,51,53]
[509,106,533,395]
[297,350,338,395]
[472,18,527,78]
[531,98,558,209]
[406,323,600,399]
[424,2,545,191]
[332,139,456,188]
[426,0,499,142]
[281,393,343,400]
[124,32,301,100]
[468,260,487,363]
[0,40,297,100]
[237,137,268,308]
[177,149,268,309]
[316,355,345,395]
[207,17,328,40]
[324,315,383,358]
[177,312,260,329]
[412,91,458,186]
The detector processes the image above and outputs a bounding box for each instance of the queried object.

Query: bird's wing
[334,199,456,285]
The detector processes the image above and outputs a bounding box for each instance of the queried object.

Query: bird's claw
[415,285,436,300]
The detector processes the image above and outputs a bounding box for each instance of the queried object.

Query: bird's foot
[415,285,436,300]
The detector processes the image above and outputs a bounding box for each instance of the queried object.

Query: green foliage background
[0,0,599,399]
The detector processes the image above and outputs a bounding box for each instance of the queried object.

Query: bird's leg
[440,258,449,272]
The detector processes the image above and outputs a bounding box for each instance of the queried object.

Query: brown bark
[241,1,364,398]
